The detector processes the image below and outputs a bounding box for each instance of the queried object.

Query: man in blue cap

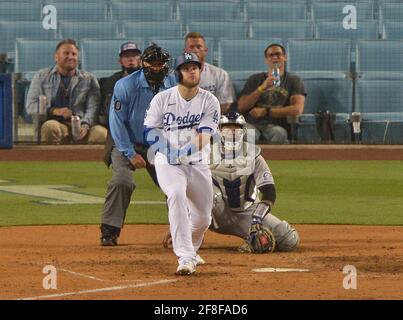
[99,41,142,127]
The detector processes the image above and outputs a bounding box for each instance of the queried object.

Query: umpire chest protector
[209,142,261,211]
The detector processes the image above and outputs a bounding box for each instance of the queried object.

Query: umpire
[100,44,177,246]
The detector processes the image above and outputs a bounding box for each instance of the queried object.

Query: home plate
[253,268,310,273]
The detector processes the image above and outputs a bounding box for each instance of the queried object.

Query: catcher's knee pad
[273,221,299,252]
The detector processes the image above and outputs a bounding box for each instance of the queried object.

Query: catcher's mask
[219,111,247,153]
[141,44,170,84]
[174,52,201,83]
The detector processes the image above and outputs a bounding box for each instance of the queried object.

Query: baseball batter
[144,52,220,275]
[163,111,299,253]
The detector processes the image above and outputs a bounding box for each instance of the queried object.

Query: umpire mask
[141,44,170,85]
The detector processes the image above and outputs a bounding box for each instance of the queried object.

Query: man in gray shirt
[238,44,306,144]
[184,32,235,113]
[26,39,106,144]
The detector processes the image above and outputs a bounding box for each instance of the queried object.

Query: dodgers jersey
[144,86,220,164]
[209,142,275,211]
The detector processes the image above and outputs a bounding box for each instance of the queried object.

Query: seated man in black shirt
[237,43,306,144]
[99,42,142,128]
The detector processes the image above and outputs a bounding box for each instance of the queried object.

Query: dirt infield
[1,144,403,161]
[1,224,402,300]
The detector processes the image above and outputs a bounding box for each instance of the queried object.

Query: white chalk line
[17,279,177,300]
[58,268,143,283]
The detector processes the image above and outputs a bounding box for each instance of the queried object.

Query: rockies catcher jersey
[144,86,220,164]
[209,142,275,211]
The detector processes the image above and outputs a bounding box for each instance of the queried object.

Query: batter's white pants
[155,163,213,264]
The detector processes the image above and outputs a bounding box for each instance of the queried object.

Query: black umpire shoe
[100,224,121,246]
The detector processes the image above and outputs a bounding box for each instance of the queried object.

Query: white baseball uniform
[144,86,220,265]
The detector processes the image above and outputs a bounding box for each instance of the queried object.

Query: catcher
[163,111,299,254]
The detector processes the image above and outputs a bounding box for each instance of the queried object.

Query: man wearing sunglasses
[237,43,306,144]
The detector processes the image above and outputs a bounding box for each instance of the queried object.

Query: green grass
[0,161,402,226]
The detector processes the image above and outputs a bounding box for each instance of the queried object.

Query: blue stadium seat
[311,2,374,21]
[356,40,403,79]
[382,21,403,39]
[0,2,40,21]
[227,70,261,97]
[178,2,241,22]
[59,22,120,40]
[186,21,249,40]
[44,2,107,22]
[246,2,307,21]
[0,21,58,60]
[123,21,183,39]
[14,40,60,80]
[315,20,380,40]
[81,39,144,78]
[380,2,403,21]
[286,39,352,78]
[149,39,214,65]
[355,79,403,144]
[296,77,353,143]
[111,1,174,21]
[250,20,314,39]
[217,39,282,72]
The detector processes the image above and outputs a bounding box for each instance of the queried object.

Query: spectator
[26,39,107,144]
[237,43,306,144]
[99,42,142,128]
[184,32,235,113]
[100,44,177,247]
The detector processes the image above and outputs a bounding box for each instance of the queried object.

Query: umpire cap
[174,52,201,71]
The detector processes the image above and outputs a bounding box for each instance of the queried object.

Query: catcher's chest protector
[209,142,260,211]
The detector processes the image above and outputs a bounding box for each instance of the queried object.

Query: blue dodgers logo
[163,112,204,129]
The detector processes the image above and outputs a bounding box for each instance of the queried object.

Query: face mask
[123,66,141,74]
[143,64,169,85]
[220,128,245,152]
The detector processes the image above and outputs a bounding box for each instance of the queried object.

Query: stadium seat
[122,21,183,39]
[355,79,403,144]
[111,1,174,21]
[186,21,249,40]
[217,39,282,72]
[178,2,241,22]
[14,39,60,80]
[0,2,40,21]
[245,2,307,21]
[380,2,403,21]
[356,40,403,79]
[59,21,120,40]
[44,2,107,22]
[286,39,352,78]
[81,39,144,78]
[149,39,214,65]
[296,77,353,143]
[315,20,380,40]
[0,21,58,60]
[250,20,314,39]
[382,21,403,40]
[227,70,261,97]
[311,2,374,21]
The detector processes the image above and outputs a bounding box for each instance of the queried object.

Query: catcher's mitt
[240,224,275,253]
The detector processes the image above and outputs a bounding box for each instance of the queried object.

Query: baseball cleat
[100,235,118,246]
[175,260,196,275]
[195,254,206,265]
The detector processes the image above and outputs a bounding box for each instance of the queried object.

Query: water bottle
[71,115,81,141]
[272,63,280,87]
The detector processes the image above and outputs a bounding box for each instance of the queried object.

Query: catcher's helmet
[174,52,201,82]
[141,44,171,84]
[219,112,247,152]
